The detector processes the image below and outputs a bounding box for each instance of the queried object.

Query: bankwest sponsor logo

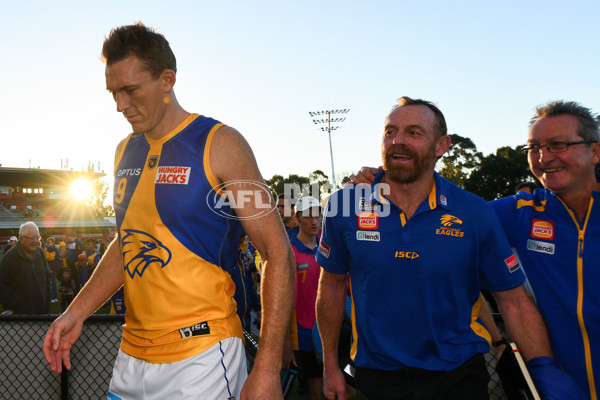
[358,211,378,230]
[530,219,554,240]
[504,254,520,273]
[356,231,380,241]
[318,241,330,258]
[527,239,555,255]
[155,166,191,185]
[436,214,464,237]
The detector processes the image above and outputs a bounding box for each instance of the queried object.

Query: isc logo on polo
[530,219,554,240]
[394,251,419,259]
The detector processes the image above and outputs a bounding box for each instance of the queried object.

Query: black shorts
[355,353,490,400]
[297,350,323,380]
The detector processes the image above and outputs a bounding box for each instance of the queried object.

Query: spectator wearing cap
[3,236,18,255]
[0,221,51,314]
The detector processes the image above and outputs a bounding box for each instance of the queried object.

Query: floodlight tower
[308,109,350,187]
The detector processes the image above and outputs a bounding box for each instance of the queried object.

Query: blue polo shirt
[316,171,525,372]
[491,186,600,399]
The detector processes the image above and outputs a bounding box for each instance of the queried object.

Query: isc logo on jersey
[530,219,554,240]
[357,211,378,230]
[155,166,191,185]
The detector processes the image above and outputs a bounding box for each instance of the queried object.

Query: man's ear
[436,134,452,158]
[591,141,600,165]
[161,69,176,92]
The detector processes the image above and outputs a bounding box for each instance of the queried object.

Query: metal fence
[0,315,124,400]
[0,315,508,400]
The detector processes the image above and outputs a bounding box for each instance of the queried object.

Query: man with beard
[315,97,583,400]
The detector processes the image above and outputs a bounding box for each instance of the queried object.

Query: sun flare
[70,179,93,202]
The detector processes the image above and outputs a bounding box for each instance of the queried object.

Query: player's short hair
[530,100,600,142]
[391,96,448,137]
[102,21,177,79]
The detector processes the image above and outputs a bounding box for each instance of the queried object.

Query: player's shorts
[354,353,489,400]
[297,350,323,380]
[107,337,247,400]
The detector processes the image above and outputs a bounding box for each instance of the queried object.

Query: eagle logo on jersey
[440,214,463,227]
[121,229,172,278]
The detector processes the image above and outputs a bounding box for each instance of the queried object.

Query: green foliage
[438,134,483,187]
[266,170,334,201]
[464,146,534,200]
[88,180,115,217]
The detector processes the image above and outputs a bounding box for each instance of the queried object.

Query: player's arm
[492,285,586,399]
[43,238,123,372]
[477,293,506,357]
[209,126,295,400]
[316,269,348,400]
[491,285,551,361]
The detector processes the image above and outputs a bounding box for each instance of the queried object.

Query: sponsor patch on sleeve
[318,241,330,258]
[504,254,520,273]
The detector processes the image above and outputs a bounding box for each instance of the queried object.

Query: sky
[2,0,600,196]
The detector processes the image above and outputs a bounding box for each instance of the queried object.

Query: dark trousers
[355,354,490,400]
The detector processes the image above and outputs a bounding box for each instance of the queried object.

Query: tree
[464,146,534,200]
[437,134,482,188]
[88,180,115,217]
[265,173,310,200]
[265,170,339,202]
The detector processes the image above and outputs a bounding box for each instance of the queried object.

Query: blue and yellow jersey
[491,186,600,400]
[316,171,524,372]
[81,251,100,266]
[113,113,244,363]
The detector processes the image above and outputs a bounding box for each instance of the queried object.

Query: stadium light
[308,108,350,188]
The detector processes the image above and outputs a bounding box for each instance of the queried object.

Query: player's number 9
[115,178,127,204]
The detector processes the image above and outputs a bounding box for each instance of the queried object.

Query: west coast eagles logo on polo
[121,229,172,278]
[435,214,465,237]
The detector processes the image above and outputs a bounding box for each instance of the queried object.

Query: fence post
[61,361,69,400]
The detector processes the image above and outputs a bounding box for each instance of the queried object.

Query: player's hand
[350,166,382,185]
[323,366,347,400]
[527,356,586,400]
[43,311,84,373]
[281,334,296,370]
[240,367,282,400]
